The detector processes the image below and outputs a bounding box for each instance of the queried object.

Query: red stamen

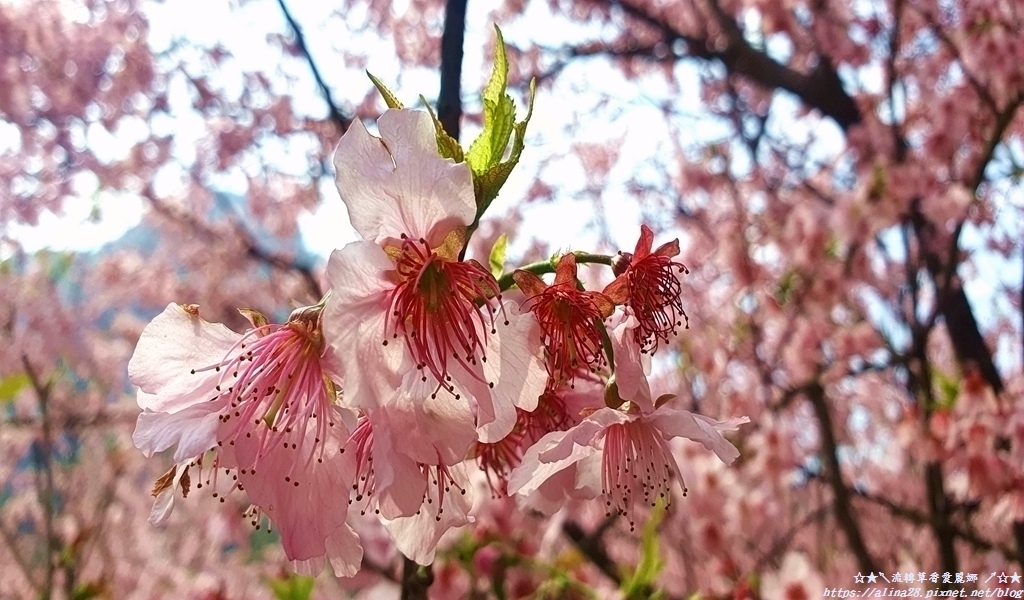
[385,236,505,395]
[601,420,678,532]
[625,253,689,353]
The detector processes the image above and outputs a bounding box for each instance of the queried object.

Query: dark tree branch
[400,557,433,600]
[22,356,57,600]
[562,517,622,585]
[806,382,878,574]
[1014,522,1024,572]
[925,462,959,582]
[145,195,323,301]
[275,0,350,132]
[896,275,961,579]
[609,0,861,129]
[804,472,1022,565]
[437,0,468,140]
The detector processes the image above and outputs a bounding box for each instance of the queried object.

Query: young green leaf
[268,574,316,600]
[466,25,515,174]
[488,233,509,278]
[367,71,404,109]
[473,78,536,217]
[421,96,465,162]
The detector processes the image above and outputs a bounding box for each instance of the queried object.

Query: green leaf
[0,373,29,405]
[932,370,960,410]
[775,269,802,305]
[367,71,404,109]
[466,96,516,173]
[420,96,464,162]
[488,233,508,278]
[473,78,536,217]
[621,500,666,599]
[71,582,104,600]
[481,25,509,107]
[268,574,316,600]
[466,26,515,174]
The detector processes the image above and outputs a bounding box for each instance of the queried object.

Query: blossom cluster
[127,74,747,575]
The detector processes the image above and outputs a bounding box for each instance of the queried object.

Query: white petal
[128,303,240,413]
[132,402,223,462]
[652,409,748,464]
[324,242,407,409]
[333,109,475,246]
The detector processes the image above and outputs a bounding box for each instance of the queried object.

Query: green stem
[496,252,613,292]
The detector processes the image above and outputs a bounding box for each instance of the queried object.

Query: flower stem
[497,252,613,292]
[400,557,433,600]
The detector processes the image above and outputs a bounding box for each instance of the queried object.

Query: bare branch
[562,517,622,585]
[437,0,468,141]
[612,0,862,129]
[805,382,878,574]
[274,0,350,132]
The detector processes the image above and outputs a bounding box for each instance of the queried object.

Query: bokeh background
[1,0,1022,598]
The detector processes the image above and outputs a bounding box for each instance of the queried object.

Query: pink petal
[368,419,429,520]
[650,408,748,464]
[132,402,224,462]
[128,303,240,413]
[292,523,363,578]
[387,375,478,465]
[457,302,546,443]
[509,420,611,498]
[610,317,653,413]
[539,408,628,463]
[324,242,408,409]
[333,109,475,247]
[235,406,356,563]
[382,463,473,565]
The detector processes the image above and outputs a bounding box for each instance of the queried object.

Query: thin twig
[22,356,56,600]
[274,0,350,131]
[805,382,878,574]
[562,517,622,585]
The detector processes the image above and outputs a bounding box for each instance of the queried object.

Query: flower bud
[611,251,633,277]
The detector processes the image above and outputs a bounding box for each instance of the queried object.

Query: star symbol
[867,573,878,584]
[854,573,865,584]
[998,573,1009,584]
[1011,573,1022,584]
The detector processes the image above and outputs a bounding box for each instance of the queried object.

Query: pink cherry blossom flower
[128,302,361,576]
[474,378,605,496]
[510,314,746,528]
[761,552,824,600]
[345,410,474,564]
[513,253,615,389]
[603,224,689,354]
[508,404,745,530]
[325,109,545,443]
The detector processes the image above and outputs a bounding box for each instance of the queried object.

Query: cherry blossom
[324,109,545,442]
[509,403,745,531]
[603,224,690,353]
[513,253,615,388]
[344,411,474,565]
[128,302,361,576]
